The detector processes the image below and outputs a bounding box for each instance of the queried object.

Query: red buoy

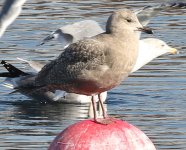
[49,119,156,150]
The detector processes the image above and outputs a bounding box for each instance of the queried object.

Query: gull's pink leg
[98,93,107,118]
[91,93,114,125]
[91,96,97,121]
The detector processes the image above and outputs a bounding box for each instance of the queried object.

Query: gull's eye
[161,44,165,47]
[126,19,132,23]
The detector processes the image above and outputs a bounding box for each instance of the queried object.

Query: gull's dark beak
[37,34,55,46]
[137,27,153,34]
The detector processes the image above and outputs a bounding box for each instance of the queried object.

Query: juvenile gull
[32,9,153,123]
[0,38,177,104]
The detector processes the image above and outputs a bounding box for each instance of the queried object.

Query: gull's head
[54,29,73,42]
[131,38,177,73]
[38,29,73,47]
[106,9,152,34]
[53,29,73,48]
[143,38,178,55]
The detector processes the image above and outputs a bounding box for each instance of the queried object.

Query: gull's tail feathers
[0,60,29,78]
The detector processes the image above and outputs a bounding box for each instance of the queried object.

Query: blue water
[0,0,186,149]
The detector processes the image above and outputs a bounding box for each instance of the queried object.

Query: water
[0,0,186,149]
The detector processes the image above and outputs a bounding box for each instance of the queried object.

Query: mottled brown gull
[33,9,152,123]
[37,9,152,123]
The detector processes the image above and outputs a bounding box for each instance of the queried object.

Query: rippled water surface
[0,0,186,149]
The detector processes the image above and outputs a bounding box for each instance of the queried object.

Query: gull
[38,20,104,47]
[31,9,153,124]
[131,38,177,73]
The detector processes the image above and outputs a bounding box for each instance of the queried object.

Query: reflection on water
[0,0,186,149]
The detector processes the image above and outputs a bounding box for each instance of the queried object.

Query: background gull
[131,38,177,72]
[0,38,177,104]
[38,20,103,47]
